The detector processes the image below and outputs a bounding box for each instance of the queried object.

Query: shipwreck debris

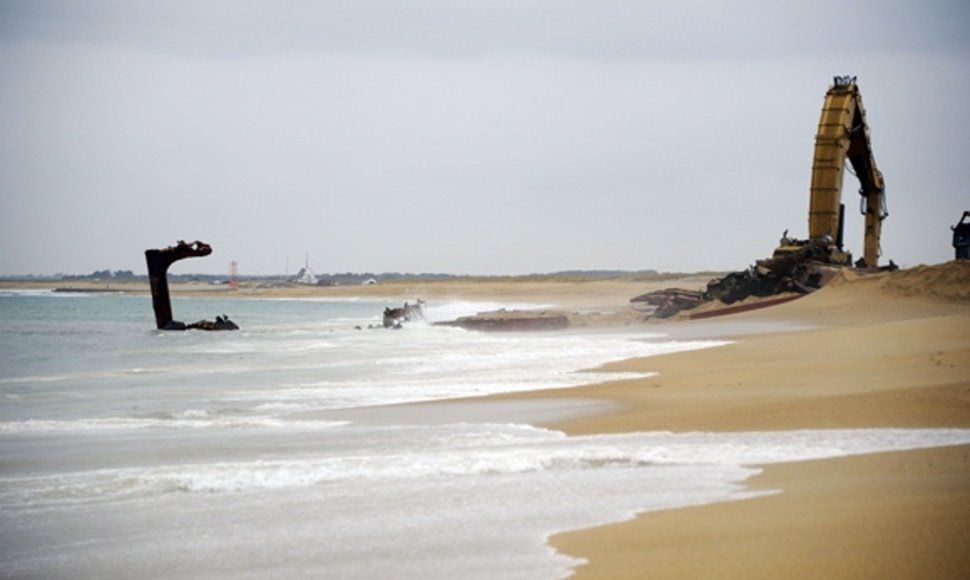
[630,288,705,319]
[704,239,830,305]
[631,237,900,320]
[144,240,239,331]
[382,300,425,328]
[688,294,803,320]
[436,310,569,332]
[705,237,896,307]
[183,315,239,331]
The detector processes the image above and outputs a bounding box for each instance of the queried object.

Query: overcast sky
[1,1,968,276]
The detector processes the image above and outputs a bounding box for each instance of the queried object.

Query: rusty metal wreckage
[144,240,239,331]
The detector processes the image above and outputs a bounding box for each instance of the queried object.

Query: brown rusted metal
[435,310,569,332]
[630,288,705,318]
[144,240,238,331]
[688,294,803,320]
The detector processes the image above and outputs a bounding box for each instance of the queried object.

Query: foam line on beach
[6,427,966,508]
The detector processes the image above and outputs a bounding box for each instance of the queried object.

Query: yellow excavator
[775,75,888,267]
[705,77,893,305]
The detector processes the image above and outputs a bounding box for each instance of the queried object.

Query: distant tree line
[59,269,139,280]
[36,268,693,284]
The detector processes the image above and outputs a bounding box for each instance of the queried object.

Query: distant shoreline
[0,275,713,309]
[51,287,126,294]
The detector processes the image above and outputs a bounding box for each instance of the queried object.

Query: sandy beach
[303,261,969,579]
[5,262,969,578]
[533,262,970,579]
[319,262,970,579]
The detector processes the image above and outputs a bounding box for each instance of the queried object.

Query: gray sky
[1,1,968,276]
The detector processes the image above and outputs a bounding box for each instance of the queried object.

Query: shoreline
[7,264,970,577]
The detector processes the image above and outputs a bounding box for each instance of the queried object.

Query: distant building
[294,255,318,285]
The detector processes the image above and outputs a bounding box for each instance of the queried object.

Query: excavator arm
[808,76,887,266]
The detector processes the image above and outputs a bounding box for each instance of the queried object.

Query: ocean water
[1,291,968,579]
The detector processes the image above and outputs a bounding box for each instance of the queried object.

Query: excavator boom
[654,77,896,315]
[808,76,887,266]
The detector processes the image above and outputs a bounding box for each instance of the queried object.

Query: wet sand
[553,445,970,580]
